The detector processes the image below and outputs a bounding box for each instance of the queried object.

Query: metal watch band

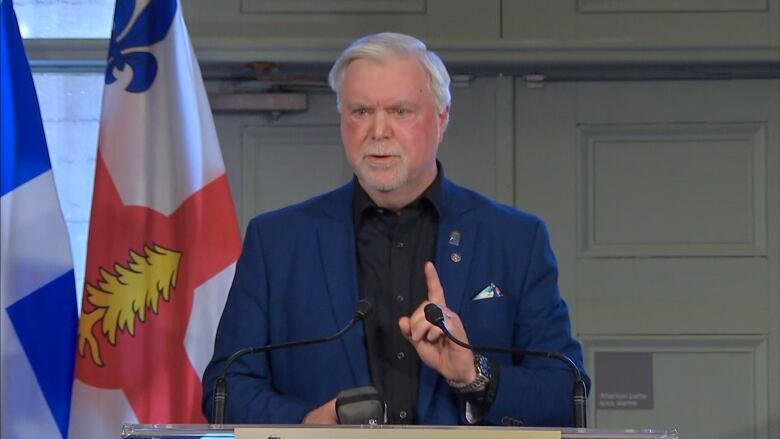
[448,354,492,394]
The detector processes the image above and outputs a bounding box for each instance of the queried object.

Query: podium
[121,424,678,439]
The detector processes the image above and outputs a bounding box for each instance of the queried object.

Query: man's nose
[370,111,391,140]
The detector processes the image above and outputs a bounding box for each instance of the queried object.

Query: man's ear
[438,106,450,142]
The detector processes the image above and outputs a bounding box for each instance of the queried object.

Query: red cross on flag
[69,1,241,437]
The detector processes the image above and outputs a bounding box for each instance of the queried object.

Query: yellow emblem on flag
[78,244,182,366]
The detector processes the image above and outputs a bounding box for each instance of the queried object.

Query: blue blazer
[202,178,589,427]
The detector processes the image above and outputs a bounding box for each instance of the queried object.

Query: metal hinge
[522,73,546,89]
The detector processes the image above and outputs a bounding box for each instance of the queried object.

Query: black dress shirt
[352,173,442,424]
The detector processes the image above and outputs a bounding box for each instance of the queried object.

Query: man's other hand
[302,397,338,424]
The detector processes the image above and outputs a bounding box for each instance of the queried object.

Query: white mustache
[361,145,403,158]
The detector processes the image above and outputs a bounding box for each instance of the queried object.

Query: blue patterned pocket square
[472,283,503,301]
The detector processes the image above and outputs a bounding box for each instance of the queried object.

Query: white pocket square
[472,283,503,301]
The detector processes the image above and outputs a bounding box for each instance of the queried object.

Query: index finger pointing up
[424,261,446,306]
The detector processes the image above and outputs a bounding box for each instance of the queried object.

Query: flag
[69,0,241,436]
[1,0,79,437]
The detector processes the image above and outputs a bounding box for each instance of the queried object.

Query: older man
[202,32,588,427]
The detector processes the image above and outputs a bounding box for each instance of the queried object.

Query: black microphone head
[424,303,445,326]
[355,299,373,319]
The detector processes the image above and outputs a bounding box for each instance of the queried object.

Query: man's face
[339,56,448,202]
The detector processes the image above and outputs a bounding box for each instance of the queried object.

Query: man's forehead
[341,58,431,99]
[343,98,420,108]
[341,92,429,109]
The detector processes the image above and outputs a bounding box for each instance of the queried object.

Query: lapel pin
[450,252,462,263]
[448,230,461,246]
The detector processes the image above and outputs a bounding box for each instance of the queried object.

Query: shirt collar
[352,162,444,225]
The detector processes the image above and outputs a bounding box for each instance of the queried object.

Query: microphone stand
[211,300,373,425]
[424,304,588,428]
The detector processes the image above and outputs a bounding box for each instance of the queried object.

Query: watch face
[476,355,492,377]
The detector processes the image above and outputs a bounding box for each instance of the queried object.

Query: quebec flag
[0,0,78,438]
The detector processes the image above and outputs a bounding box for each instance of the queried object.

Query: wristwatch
[448,354,492,394]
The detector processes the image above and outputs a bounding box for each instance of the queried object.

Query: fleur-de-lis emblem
[105,0,178,93]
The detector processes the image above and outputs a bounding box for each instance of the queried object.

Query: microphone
[211,299,373,425]
[424,303,588,428]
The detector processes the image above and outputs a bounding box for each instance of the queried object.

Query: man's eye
[352,108,369,115]
[393,108,410,116]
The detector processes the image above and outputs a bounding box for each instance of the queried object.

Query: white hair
[328,32,452,114]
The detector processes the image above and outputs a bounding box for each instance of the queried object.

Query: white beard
[353,146,408,193]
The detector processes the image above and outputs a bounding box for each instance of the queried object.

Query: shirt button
[399,410,408,420]
[395,295,404,303]
[396,351,405,360]
[395,241,405,248]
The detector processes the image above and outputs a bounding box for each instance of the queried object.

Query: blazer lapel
[418,179,479,421]
[317,183,370,386]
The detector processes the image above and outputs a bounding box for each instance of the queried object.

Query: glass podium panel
[122,424,678,439]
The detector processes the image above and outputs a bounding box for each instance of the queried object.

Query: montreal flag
[69,1,241,437]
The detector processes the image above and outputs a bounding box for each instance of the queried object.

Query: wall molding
[581,334,769,437]
[241,0,426,14]
[577,0,768,13]
[24,38,780,80]
[578,122,767,257]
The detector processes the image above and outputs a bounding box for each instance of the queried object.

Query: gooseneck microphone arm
[424,303,587,428]
[211,299,373,425]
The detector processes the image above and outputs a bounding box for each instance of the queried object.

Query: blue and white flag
[1,0,78,438]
